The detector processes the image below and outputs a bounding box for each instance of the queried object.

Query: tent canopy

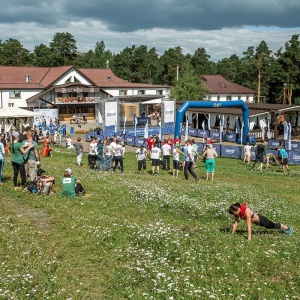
[0,107,40,118]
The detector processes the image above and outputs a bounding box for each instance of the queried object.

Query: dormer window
[219,82,226,88]
[107,76,113,81]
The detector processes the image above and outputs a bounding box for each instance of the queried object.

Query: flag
[134,116,137,137]
[196,113,199,129]
[144,121,149,139]
[157,119,162,140]
[208,113,211,130]
[114,120,117,133]
[235,117,241,134]
[283,121,288,140]
[241,122,244,145]
[123,116,127,134]
[219,115,224,144]
[202,120,205,130]
[185,119,189,142]
[267,118,271,139]
[286,122,292,151]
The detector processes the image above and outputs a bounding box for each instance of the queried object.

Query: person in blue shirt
[62,124,67,136]
[278,146,290,174]
[58,128,63,145]
[38,123,43,135]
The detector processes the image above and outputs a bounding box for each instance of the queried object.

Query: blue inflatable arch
[174,100,250,143]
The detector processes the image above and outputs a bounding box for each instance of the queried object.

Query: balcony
[55,97,100,104]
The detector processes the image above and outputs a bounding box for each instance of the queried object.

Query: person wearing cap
[10,131,34,190]
[136,144,147,174]
[61,168,85,197]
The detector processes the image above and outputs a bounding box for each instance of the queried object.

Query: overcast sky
[0,0,300,61]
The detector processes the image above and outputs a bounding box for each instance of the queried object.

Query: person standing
[113,140,124,173]
[62,124,67,136]
[172,145,184,178]
[150,143,161,175]
[74,137,84,166]
[279,145,290,174]
[136,145,147,174]
[97,140,105,171]
[184,139,199,182]
[202,144,218,180]
[105,140,114,171]
[10,132,34,190]
[88,136,98,170]
[22,131,40,181]
[243,142,252,165]
[251,140,266,172]
[161,139,171,171]
[0,140,5,185]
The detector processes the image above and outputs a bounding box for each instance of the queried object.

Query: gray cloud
[0,0,299,61]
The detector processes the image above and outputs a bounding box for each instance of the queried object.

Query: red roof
[0,66,168,89]
[202,75,256,94]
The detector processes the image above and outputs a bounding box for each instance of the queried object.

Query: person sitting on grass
[31,168,55,194]
[228,202,292,242]
[61,168,86,197]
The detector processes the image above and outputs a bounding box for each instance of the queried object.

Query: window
[107,76,113,81]
[138,90,145,95]
[217,96,220,101]
[119,90,128,96]
[246,95,249,102]
[226,95,232,100]
[83,92,88,97]
[157,90,163,96]
[9,91,21,99]
[238,95,241,100]
[208,95,212,100]
[8,102,14,107]
[57,92,64,98]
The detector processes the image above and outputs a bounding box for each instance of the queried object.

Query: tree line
[0,32,300,103]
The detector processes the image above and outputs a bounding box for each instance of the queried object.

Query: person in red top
[147,136,156,157]
[168,136,174,148]
[173,136,181,147]
[229,202,292,241]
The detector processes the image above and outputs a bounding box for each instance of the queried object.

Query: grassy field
[0,144,299,299]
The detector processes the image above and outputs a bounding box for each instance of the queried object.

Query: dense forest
[1,32,300,104]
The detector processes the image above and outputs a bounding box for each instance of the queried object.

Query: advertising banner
[224,133,237,142]
[209,130,220,140]
[164,101,175,123]
[125,136,135,146]
[197,129,209,138]
[288,151,300,164]
[268,140,282,149]
[290,141,300,152]
[211,144,221,156]
[195,143,204,153]
[188,128,198,136]
[105,102,118,127]
[221,145,240,158]
[34,109,58,126]
[135,137,146,147]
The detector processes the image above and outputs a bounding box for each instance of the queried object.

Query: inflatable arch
[174,100,250,143]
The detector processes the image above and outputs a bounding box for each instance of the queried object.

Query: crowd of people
[0,124,86,198]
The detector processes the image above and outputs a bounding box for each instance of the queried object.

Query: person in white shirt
[161,139,172,170]
[172,145,184,178]
[112,140,124,173]
[105,140,114,171]
[243,142,252,164]
[184,139,199,182]
[150,143,161,175]
[136,145,147,174]
[88,136,98,169]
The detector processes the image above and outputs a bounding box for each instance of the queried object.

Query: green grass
[0,144,300,299]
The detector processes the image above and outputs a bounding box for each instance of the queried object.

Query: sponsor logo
[165,111,173,114]
[107,113,116,116]
[213,103,222,107]
[225,149,235,154]
[292,155,300,160]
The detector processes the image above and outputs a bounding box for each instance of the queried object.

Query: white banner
[34,109,58,126]
[105,102,118,127]
[164,101,175,123]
